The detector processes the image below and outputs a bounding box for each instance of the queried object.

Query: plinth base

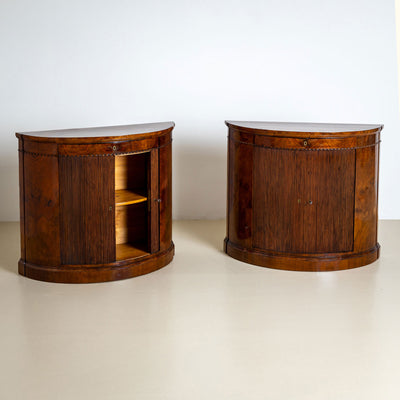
[19,243,174,283]
[224,239,379,272]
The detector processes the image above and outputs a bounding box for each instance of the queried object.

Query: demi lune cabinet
[224,121,382,271]
[17,122,174,283]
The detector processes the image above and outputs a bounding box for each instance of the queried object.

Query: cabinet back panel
[115,152,150,252]
[115,153,148,191]
[253,149,355,253]
[59,156,115,264]
[115,203,147,245]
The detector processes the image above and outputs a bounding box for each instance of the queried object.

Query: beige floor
[0,220,399,399]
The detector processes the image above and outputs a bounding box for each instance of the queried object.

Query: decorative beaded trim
[18,149,58,157]
[229,138,380,151]
[18,140,172,158]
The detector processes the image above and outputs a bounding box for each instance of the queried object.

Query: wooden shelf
[115,189,147,206]
[116,242,149,261]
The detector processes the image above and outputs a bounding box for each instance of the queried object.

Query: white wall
[0,0,398,220]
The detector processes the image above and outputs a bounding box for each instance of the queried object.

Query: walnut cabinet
[224,121,382,271]
[17,122,174,283]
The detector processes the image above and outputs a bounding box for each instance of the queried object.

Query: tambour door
[252,147,355,253]
[59,155,115,264]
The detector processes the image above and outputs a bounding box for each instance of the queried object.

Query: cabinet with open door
[17,122,174,283]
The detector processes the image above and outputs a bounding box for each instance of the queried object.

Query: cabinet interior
[115,152,149,260]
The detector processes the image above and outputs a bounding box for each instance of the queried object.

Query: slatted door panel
[313,150,355,253]
[59,156,115,264]
[253,148,355,254]
[253,148,305,252]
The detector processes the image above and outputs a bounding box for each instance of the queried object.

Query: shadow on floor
[0,222,20,274]
[175,219,226,252]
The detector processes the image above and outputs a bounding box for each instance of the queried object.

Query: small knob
[155,199,162,203]
[303,140,308,147]
[308,200,313,205]
[112,145,117,151]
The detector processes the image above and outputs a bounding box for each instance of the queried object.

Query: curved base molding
[19,243,174,283]
[224,239,380,272]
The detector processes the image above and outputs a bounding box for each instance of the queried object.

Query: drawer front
[253,135,357,150]
[58,137,160,156]
[230,128,379,150]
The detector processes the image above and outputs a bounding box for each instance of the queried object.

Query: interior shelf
[115,189,147,206]
[116,242,149,261]
[115,152,150,261]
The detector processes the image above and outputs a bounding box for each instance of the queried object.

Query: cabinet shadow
[0,222,20,274]
[173,143,226,220]
[174,219,226,252]
[173,142,226,252]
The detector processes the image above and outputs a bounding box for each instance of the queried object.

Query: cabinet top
[226,121,383,137]
[16,121,174,142]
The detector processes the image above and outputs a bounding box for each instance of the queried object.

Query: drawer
[230,127,379,150]
[58,137,161,156]
[253,135,357,150]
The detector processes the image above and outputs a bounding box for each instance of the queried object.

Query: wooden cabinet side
[158,140,172,252]
[353,135,380,252]
[22,141,61,267]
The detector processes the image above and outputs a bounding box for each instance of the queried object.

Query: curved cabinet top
[16,121,175,143]
[226,121,383,138]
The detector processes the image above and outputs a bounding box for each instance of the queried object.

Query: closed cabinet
[17,122,174,283]
[225,121,382,272]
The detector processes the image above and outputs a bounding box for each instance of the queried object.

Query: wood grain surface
[226,121,382,137]
[225,122,382,271]
[17,123,174,283]
[59,155,116,265]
